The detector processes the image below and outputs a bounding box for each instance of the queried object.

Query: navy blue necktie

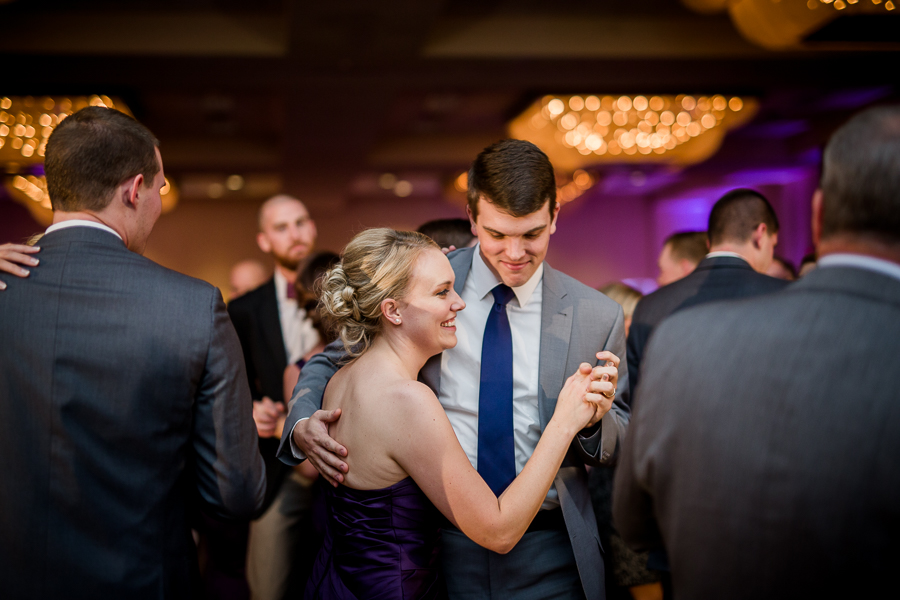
[478,284,516,496]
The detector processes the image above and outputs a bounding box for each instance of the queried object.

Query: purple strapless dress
[305,477,447,599]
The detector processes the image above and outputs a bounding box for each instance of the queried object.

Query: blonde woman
[305,229,608,599]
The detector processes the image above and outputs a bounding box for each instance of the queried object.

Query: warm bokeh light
[454,171,468,192]
[225,174,244,191]
[0,95,131,164]
[378,172,396,190]
[160,177,179,213]
[510,94,757,169]
[394,180,413,197]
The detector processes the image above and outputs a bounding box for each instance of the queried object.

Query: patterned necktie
[477,283,517,495]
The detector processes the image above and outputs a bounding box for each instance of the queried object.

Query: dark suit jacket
[277,246,631,600]
[613,264,900,599]
[227,278,291,509]
[227,279,287,404]
[0,226,265,600]
[627,255,789,397]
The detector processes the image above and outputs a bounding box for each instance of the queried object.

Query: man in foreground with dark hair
[614,105,900,598]
[655,230,708,287]
[0,106,265,599]
[279,139,630,600]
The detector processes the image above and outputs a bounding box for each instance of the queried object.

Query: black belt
[442,508,565,534]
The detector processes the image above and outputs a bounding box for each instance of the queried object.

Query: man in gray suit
[613,104,900,599]
[0,107,266,599]
[279,139,630,599]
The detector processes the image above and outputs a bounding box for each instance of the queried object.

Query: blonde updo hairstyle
[320,228,440,358]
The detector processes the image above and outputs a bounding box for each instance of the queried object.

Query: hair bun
[319,228,439,359]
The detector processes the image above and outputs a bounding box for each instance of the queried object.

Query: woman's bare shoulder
[382,379,439,407]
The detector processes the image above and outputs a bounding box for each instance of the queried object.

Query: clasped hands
[294,351,620,487]
[253,396,286,439]
[580,350,620,428]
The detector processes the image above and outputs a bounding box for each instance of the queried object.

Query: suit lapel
[259,280,288,368]
[419,247,474,392]
[538,263,573,430]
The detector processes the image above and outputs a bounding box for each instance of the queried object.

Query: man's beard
[275,255,301,272]
[274,247,309,272]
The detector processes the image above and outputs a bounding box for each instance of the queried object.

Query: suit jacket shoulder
[614,267,900,598]
[628,257,789,396]
[0,226,264,598]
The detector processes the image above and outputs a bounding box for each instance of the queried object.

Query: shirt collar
[45,219,123,241]
[273,269,292,302]
[705,251,748,262]
[469,243,544,307]
[817,253,900,282]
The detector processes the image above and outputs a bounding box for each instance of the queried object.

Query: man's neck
[52,211,128,247]
[707,242,751,263]
[273,263,298,284]
[818,235,900,266]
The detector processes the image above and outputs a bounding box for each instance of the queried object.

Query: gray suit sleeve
[574,305,631,467]
[611,408,661,552]
[612,327,663,552]
[192,288,266,519]
[276,338,348,466]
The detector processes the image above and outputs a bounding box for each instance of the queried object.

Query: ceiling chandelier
[509,94,757,171]
[1,95,177,225]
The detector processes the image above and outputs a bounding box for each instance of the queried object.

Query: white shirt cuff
[289,417,310,460]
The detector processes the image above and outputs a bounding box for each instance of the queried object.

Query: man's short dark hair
[820,104,900,243]
[417,218,474,250]
[708,188,779,246]
[45,106,160,212]
[664,231,708,265]
[467,139,556,220]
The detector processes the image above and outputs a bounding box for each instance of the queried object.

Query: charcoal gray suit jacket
[277,245,631,600]
[626,255,789,399]
[0,226,265,600]
[613,264,900,599]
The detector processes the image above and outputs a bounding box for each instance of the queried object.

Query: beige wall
[143,195,471,301]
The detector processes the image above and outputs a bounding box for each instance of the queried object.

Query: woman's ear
[381,298,402,325]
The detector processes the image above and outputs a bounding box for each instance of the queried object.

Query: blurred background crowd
[1,1,897,600]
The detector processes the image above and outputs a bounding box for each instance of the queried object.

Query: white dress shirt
[45,220,123,241]
[274,269,320,365]
[440,247,558,507]
[705,251,749,262]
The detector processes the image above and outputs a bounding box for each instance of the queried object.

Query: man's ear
[123,174,144,209]
[466,204,477,236]
[256,231,272,254]
[751,222,767,249]
[549,202,561,235]
[811,189,824,247]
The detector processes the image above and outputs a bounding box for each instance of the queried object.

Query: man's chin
[498,269,532,288]
[276,255,305,271]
